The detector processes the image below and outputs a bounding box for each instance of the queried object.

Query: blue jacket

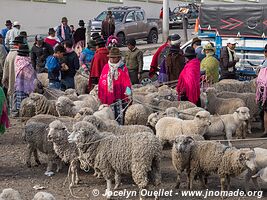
[45,56,60,82]
[56,25,72,42]
[80,48,95,65]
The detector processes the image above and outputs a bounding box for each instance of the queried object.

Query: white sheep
[47,120,80,186]
[146,107,181,130]
[244,147,267,192]
[155,111,211,146]
[74,73,88,95]
[172,135,204,189]
[23,121,62,176]
[93,104,115,120]
[83,115,153,135]
[213,79,256,93]
[0,188,21,200]
[68,121,162,200]
[204,87,246,115]
[32,192,56,200]
[205,107,250,144]
[218,148,256,192]
[56,96,99,117]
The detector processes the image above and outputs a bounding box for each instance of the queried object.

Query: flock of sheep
[2,77,267,200]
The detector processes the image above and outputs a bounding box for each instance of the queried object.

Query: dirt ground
[0,118,267,200]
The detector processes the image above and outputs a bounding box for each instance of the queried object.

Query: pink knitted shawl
[256,67,267,105]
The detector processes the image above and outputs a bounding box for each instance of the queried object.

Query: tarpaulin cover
[199,4,267,37]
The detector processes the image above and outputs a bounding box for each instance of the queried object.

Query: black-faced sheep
[68,121,162,200]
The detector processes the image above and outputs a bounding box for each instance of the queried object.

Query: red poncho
[90,47,109,78]
[149,42,169,77]
[98,63,132,105]
[176,58,200,104]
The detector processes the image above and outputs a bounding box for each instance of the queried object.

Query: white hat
[13,21,20,26]
[227,38,237,45]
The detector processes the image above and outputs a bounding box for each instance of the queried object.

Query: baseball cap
[227,38,238,45]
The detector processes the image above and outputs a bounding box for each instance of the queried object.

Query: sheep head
[147,112,161,127]
[173,135,195,153]
[238,149,256,172]
[195,111,211,126]
[56,96,75,116]
[68,121,99,149]
[165,107,179,118]
[47,120,68,142]
[32,192,56,200]
[235,107,250,121]
[83,115,106,130]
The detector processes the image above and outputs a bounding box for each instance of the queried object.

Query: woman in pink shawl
[98,47,132,124]
[13,44,36,117]
[176,46,201,106]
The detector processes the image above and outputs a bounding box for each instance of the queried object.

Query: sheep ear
[186,136,194,143]
[196,114,200,118]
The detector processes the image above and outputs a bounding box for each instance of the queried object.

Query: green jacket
[201,54,219,83]
[125,47,143,73]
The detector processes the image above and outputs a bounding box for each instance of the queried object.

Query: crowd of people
[0,15,267,130]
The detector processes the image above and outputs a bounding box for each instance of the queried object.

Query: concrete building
[0,0,263,36]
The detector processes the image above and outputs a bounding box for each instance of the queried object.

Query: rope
[43,87,63,100]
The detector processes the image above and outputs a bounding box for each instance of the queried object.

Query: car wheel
[117,33,125,46]
[147,30,158,44]
[140,72,158,85]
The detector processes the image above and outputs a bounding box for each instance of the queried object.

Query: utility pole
[162,0,169,43]
[86,20,92,45]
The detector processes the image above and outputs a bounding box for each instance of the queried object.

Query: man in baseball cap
[220,38,239,80]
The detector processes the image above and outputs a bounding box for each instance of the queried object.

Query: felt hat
[127,38,136,46]
[12,35,25,44]
[17,44,30,56]
[96,38,106,46]
[170,34,181,45]
[108,47,121,58]
[5,20,12,26]
[87,39,96,48]
[184,46,196,57]
[48,28,55,34]
[203,43,215,51]
[91,32,101,41]
[191,37,201,46]
[79,20,85,26]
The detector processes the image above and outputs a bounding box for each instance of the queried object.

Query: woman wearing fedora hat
[200,42,219,85]
[98,47,132,125]
[13,44,37,117]
[176,46,201,106]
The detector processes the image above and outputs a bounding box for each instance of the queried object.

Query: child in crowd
[45,45,65,89]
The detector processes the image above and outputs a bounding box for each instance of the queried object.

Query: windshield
[95,11,126,22]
